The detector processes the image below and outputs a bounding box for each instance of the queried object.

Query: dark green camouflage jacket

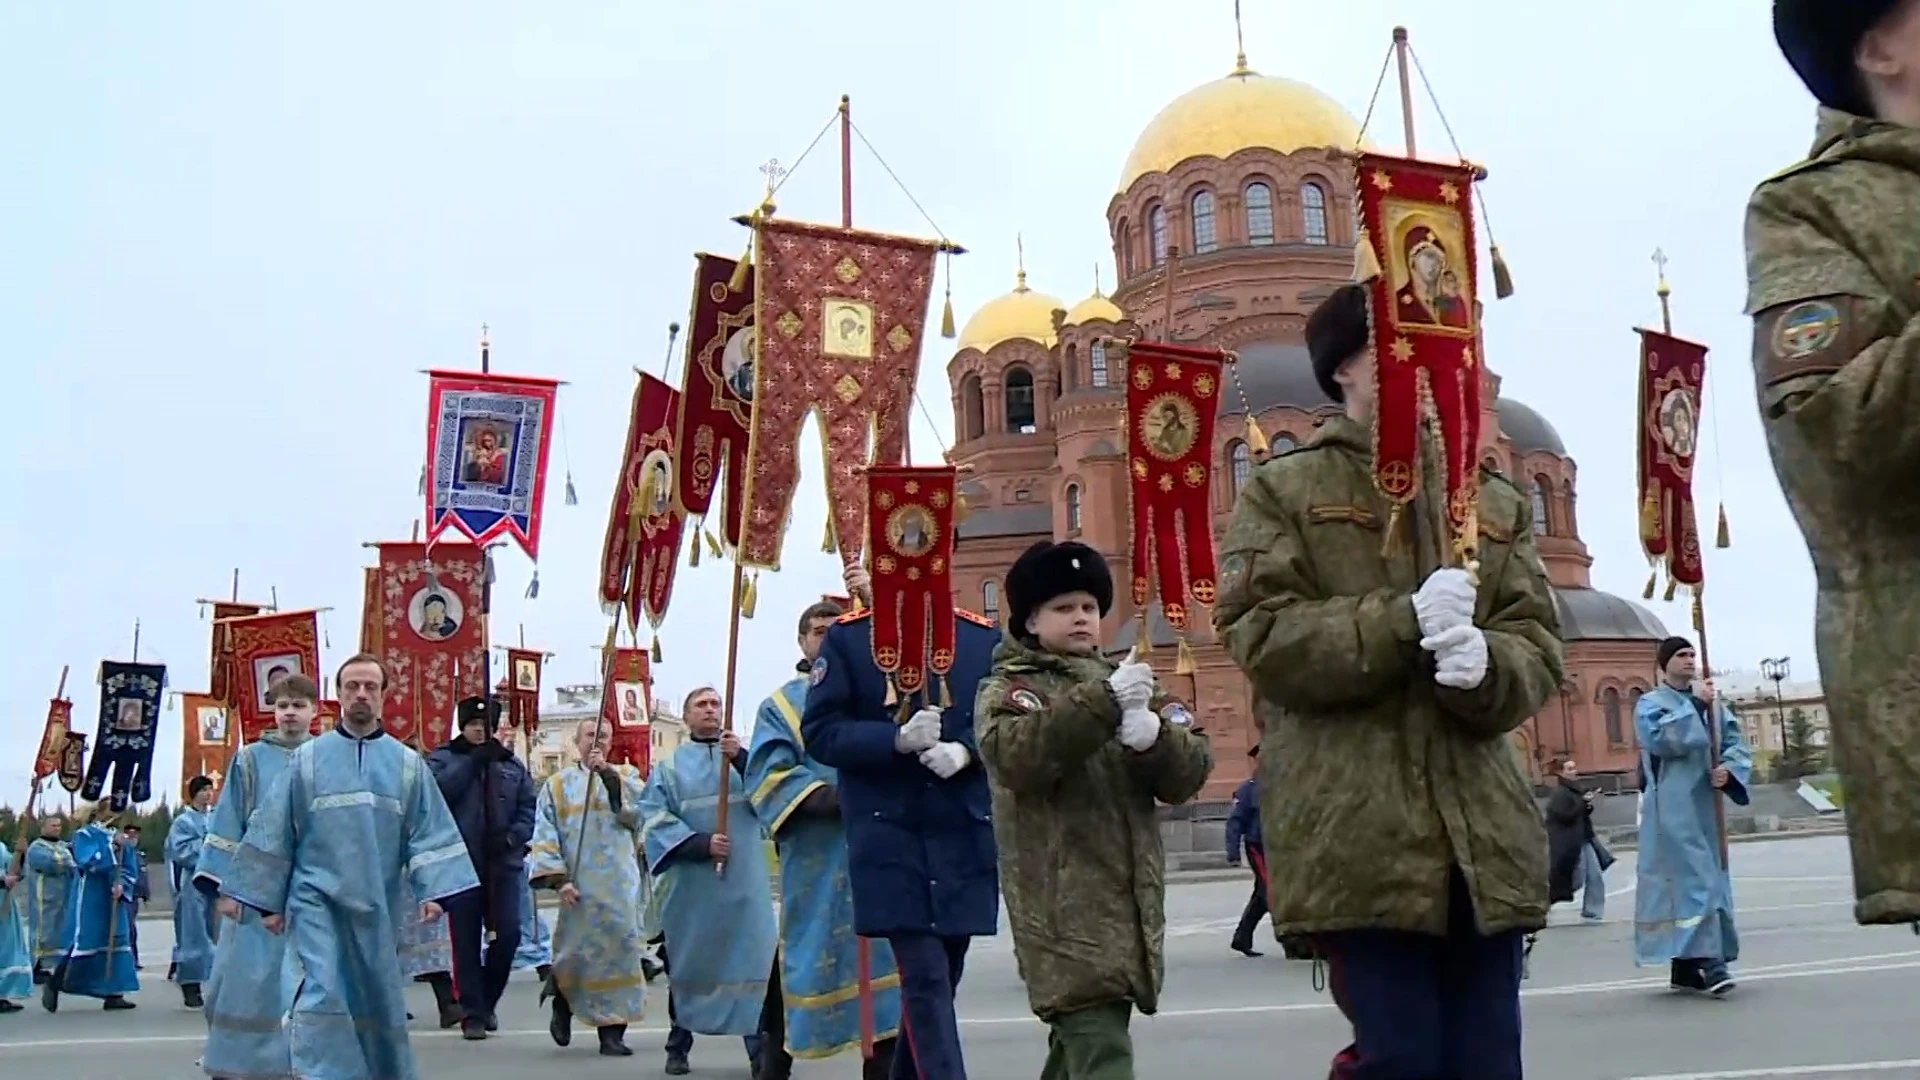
[1212,416,1563,937]
[1745,108,1920,925]
[974,638,1213,1019]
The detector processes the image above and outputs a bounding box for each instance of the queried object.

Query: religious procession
[5,2,1920,1079]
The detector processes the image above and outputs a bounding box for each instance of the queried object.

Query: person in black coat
[1545,758,1612,922]
[426,696,538,1039]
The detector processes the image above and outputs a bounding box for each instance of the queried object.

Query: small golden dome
[1118,67,1368,192]
[1065,266,1124,325]
[956,269,1065,352]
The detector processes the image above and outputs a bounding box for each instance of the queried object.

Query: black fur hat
[1005,541,1113,637]
[1306,283,1371,404]
[1774,0,1899,118]
[456,695,500,728]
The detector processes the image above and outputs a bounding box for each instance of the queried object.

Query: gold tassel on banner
[740,572,758,619]
[940,251,957,339]
[938,675,952,708]
[688,521,702,567]
[1353,227,1383,282]
[1174,637,1197,676]
[1380,503,1409,558]
[564,472,579,506]
[1639,492,1660,545]
[1715,502,1730,548]
[883,676,898,708]
[705,530,723,557]
[727,247,753,293]
[822,517,836,554]
[650,636,663,664]
[1663,577,1678,602]
[1243,416,1270,459]
[1643,569,1658,600]
[1490,243,1515,300]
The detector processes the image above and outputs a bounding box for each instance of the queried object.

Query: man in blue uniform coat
[801,566,1000,1080]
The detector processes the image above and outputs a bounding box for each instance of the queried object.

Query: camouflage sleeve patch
[1755,295,1857,387]
[1217,551,1253,614]
[1005,681,1047,713]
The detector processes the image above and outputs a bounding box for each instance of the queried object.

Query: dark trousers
[447,876,522,1022]
[660,938,761,1063]
[127,902,140,966]
[887,934,971,1080]
[757,952,898,1080]
[1231,844,1270,952]
[1041,1000,1133,1079]
[1317,869,1525,1080]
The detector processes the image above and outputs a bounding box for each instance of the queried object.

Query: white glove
[1118,708,1160,752]
[1411,567,1477,637]
[1107,661,1156,711]
[918,741,971,778]
[1423,623,1489,690]
[894,708,942,754]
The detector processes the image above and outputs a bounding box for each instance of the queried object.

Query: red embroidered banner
[598,372,686,634]
[674,253,754,549]
[359,567,380,652]
[1636,329,1710,590]
[424,370,561,560]
[865,466,958,699]
[600,647,653,773]
[312,699,340,737]
[371,542,487,749]
[208,601,263,706]
[33,693,73,783]
[506,648,544,736]
[179,691,232,801]
[1123,340,1225,640]
[742,219,941,570]
[221,610,321,744]
[1354,152,1486,559]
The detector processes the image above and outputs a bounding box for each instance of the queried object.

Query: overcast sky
[0,1,1823,801]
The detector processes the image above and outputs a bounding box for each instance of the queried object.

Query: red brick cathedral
[945,57,1668,800]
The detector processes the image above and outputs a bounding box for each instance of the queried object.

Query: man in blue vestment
[748,595,903,1080]
[0,839,34,1011]
[222,653,480,1080]
[801,565,1001,1080]
[195,672,316,1080]
[123,823,148,970]
[641,685,780,1076]
[41,802,139,1012]
[166,775,218,1008]
[1635,636,1753,996]
[23,813,72,984]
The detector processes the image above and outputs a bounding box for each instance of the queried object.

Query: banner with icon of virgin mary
[369,541,487,748]
[674,253,754,550]
[424,370,561,560]
[1636,329,1710,591]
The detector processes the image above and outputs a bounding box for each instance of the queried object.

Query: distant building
[522,683,688,779]
[1712,670,1830,758]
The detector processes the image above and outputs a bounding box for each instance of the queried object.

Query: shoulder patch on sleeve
[835,609,871,625]
[1158,702,1194,728]
[1005,681,1047,713]
[955,607,994,628]
[1756,296,1856,387]
[809,654,829,687]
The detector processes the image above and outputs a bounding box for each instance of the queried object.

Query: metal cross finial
[1232,0,1250,73]
[1015,233,1027,289]
[759,158,786,199]
[1652,248,1670,292]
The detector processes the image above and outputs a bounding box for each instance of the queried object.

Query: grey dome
[1551,587,1668,642]
[1498,398,1567,457]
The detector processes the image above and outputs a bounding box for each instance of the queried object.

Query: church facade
[943,59,1668,800]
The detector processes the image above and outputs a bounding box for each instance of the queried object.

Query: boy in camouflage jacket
[974,540,1213,1080]
[1748,0,1920,930]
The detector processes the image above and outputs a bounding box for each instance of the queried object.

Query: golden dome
[956,270,1065,352]
[1117,67,1368,192]
[1064,267,1124,325]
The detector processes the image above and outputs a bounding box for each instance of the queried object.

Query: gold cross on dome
[759,158,786,199]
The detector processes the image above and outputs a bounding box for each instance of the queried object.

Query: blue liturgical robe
[222,728,479,1080]
[196,730,307,1080]
[0,843,34,1001]
[1634,684,1754,967]
[512,872,551,971]
[24,837,73,974]
[640,739,779,1036]
[57,821,139,998]
[747,675,901,1059]
[167,807,216,986]
[526,765,650,1026]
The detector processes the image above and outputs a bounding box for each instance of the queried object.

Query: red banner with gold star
[370,542,487,749]
[865,465,958,702]
[1123,340,1225,656]
[1354,152,1486,557]
[1636,329,1710,592]
[600,372,686,636]
[674,253,754,551]
[220,610,321,744]
[599,647,653,773]
[178,692,232,801]
[742,219,941,570]
[506,647,544,736]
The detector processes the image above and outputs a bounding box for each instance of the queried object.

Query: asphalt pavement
[3,834,1917,1079]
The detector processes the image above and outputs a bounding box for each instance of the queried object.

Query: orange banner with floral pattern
[865,465,958,701]
[220,610,320,744]
[1123,340,1225,639]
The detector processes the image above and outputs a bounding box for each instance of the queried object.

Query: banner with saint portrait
[312,699,340,737]
[207,601,264,706]
[219,610,321,743]
[371,541,487,749]
[82,660,167,811]
[1636,329,1710,592]
[1353,152,1486,561]
[599,646,652,772]
[598,372,686,635]
[506,647,543,736]
[864,465,959,706]
[740,219,942,570]
[1122,340,1225,670]
[424,369,561,561]
[674,253,754,552]
[32,689,73,783]
[179,692,232,802]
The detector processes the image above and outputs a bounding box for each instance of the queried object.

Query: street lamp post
[1759,656,1791,778]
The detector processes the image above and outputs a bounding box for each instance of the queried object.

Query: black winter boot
[598,1024,632,1056]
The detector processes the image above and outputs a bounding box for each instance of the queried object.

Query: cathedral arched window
[1090,340,1109,388]
[1149,205,1169,266]
[1065,483,1082,533]
[982,580,1000,623]
[1005,366,1036,433]
[1601,688,1625,748]
[1120,222,1135,276]
[1624,688,1644,747]
[1229,440,1252,493]
[1271,433,1296,454]
[1530,476,1551,536]
[1062,344,1078,392]
[960,375,984,441]
[1301,182,1329,245]
[1245,182,1275,245]
[1190,190,1217,253]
